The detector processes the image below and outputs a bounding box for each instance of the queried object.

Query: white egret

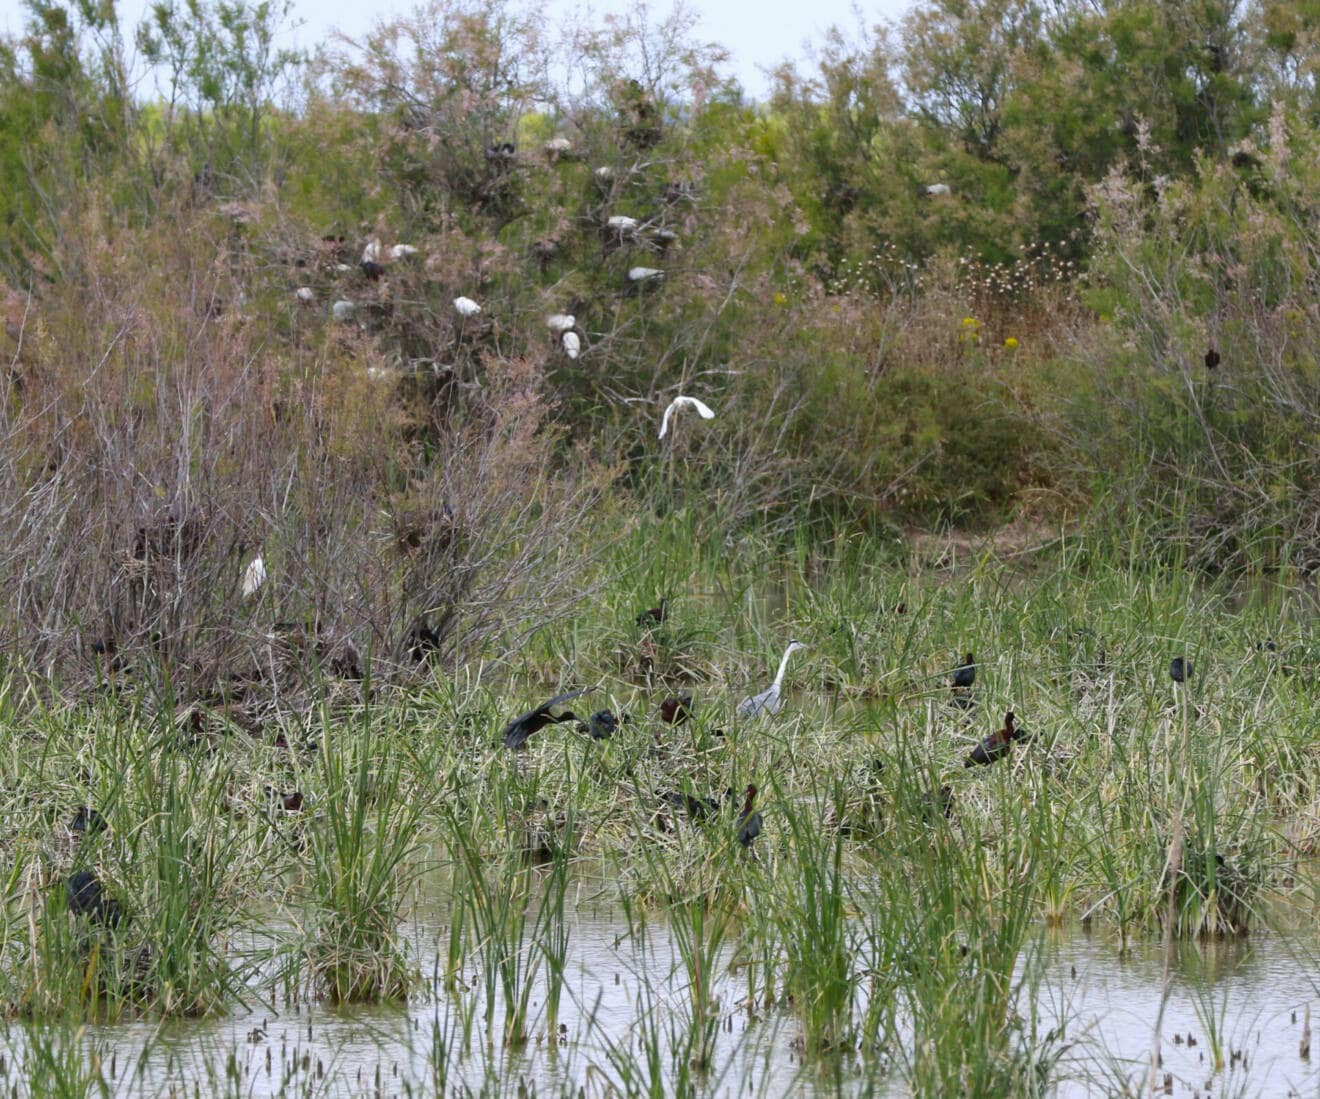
[924,183,952,196]
[607,215,639,232]
[241,555,267,598]
[562,331,580,359]
[331,300,356,322]
[658,395,715,439]
[544,137,572,156]
[295,287,315,303]
[389,243,419,261]
[736,640,808,718]
[546,313,575,333]
[453,296,481,317]
[628,267,663,283]
[595,166,614,180]
[362,238,382,263]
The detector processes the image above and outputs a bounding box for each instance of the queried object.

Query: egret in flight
[658,395,715,439]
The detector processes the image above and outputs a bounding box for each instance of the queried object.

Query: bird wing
[241,556,266,597]
[737,687,773,717]
[658,399,678,439]
[541,687,589,711]
[501,688,589,747]
[682,396,715,419]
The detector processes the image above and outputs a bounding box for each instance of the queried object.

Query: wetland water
[11,906,1317,1097]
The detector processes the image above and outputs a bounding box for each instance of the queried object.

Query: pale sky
[0,0,915,100]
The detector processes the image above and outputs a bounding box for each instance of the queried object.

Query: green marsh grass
[0,516,1316,1093]
[304,703,427,1004]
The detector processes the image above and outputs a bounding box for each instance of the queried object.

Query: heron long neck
[772,646,796,690]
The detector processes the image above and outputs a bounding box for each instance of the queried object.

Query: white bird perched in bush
[628,267,663,283]
[923,183,952,196]
[607,215,638,232]
[737,640,808,718]
[295,286,315,303]
[362,238,382,263]
[595,166,614,180]
[241,555,267,598]
[546,313,575,333]
[658,395,715,439]
[453,296,481,317]
[544,136,572,156]
[389,243,419,261]
[331,300,355,322]
[562,331,581,359]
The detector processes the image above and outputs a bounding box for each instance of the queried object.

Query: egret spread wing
[659,395,714,439]
[658,399,678,439]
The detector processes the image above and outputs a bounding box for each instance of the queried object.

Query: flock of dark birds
[485,596,1219,856]
[58,581,1285,944]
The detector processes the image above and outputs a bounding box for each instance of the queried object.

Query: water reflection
[6,911,1317,1096]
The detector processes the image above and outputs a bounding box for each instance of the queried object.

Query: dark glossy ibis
[90,638,123,673]
[501,689,590,749]
[406,623,442,663]
[361,260,386,281]
[579,709,629,740]
[736,784,762,847]
[659,692,692,725]
[268,789,304,812]
[1170,657,1192,683]
[659,789,723,822]
[952,654,976,690]
[965,711,1023,768]
[1204,348,1220,369]
[64,871,124,928]
[635,598,669,627]
[921,785,955,822]
[69,807,108,835]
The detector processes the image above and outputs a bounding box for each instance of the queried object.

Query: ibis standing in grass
[965,711,1029,768]
[736,784,763,847]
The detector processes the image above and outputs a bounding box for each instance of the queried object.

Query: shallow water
[7,906,1318,1098]
[1043,933,1320,1098]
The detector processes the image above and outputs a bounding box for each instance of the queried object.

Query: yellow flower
[1004,337,1019,350]
[961,316,980,328]
[773,292,787,306]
